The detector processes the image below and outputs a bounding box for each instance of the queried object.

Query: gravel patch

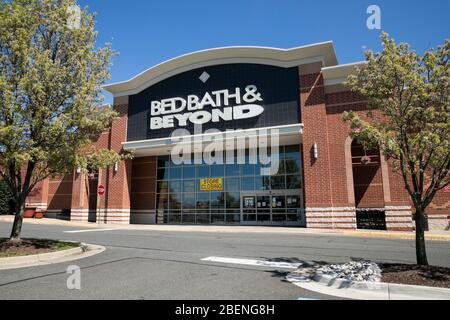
[292,261,382,283]
[293,261,450,289]
[316,261,382,282]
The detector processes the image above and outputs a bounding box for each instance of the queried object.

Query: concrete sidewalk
[0,215,449,241]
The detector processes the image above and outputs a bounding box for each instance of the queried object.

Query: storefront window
[211,192,225,209]
[287,195,301,208]
[196,193,210,210]
[226,164,241,177]
[183,180,196,193]
[156,145,303,225]
[169,212,182,224]
[196,214,210,224]
[169,180,182,193]
[273,161,286,175]
[271,176,286,190]
[226,212,241,224]
[183,166,196,179]
[157,194,169,209]
[211,213,225,224]
[225,178,240,192]
[158,156,170,168]
[226,192,240,209]
[272,196,286,208]
[285,159,301,174]
[182,213,196,224]
[169,193,181,210]
[170,167,182,180]
[196,165,210,178]
[285,146,300,160]
[157,181,168,193]
[182,193,195,209]
[286,175,302,189]
[211,164,224,177]
[241,164,255,176]
[255,176,271,190]
[157,168,169,180]
[241,177,255,191]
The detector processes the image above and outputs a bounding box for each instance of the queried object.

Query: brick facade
[24,48,450,231]
[300,61,447,231]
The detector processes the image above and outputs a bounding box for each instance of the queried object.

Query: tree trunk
[415,208,429,266]
[10,200,25,241]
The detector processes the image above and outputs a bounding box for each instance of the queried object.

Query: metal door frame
[240,190,304,225]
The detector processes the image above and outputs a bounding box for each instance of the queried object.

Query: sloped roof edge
[104,42,339,97]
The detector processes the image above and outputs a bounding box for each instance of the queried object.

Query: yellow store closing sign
[200,178,224,191]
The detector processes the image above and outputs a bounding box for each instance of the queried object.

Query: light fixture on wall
[313,143,318,160]
[114,162,119,172]
[76,167,82,174]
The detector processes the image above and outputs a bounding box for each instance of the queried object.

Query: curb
[287,273,450,300]
[1,216,449,241]
[0,243,105,270]
[0,216,109,230]
[342,231,450,242]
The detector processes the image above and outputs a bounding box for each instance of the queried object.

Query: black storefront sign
[127,63,301,141]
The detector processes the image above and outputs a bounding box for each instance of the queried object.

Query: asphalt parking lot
[0,221,449,300]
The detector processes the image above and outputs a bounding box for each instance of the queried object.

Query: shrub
[0,180,14,215]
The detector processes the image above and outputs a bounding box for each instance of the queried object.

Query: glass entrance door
[242,196,256,223]
[256,195,271,224]
[271,195,286,223]
[241,191,303,225]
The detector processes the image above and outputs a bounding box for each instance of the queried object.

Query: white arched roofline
[103,42,338,97]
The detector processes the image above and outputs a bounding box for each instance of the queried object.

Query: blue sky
[77,0,450,103]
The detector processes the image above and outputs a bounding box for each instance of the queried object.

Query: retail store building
[26,42,450,230]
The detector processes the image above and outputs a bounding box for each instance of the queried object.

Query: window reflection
[211,165,224,177]
[196,193,210,210]
[156,145,303,225]
[183,180,196,193]
[170,167,182,180]
[225,178,240,192]
[183,166,196,179]
[169,180,182,193]
[196,165,210,178]
[182,193,195,209]
[226,164,241,177]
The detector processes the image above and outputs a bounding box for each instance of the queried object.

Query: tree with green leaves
[344,33,449,266]
[0,0,129,241]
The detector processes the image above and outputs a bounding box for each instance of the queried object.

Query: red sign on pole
[98,184,106,196]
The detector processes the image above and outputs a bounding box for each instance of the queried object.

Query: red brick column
[70,171,90,222]
[97,96,132,224]
[300,63,356,229]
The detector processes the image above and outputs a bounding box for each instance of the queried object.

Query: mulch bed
[380,263,450,289]
[0,239,79,258]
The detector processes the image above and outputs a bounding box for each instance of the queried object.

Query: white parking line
[201,257,302,269]
[64,228,119,234]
